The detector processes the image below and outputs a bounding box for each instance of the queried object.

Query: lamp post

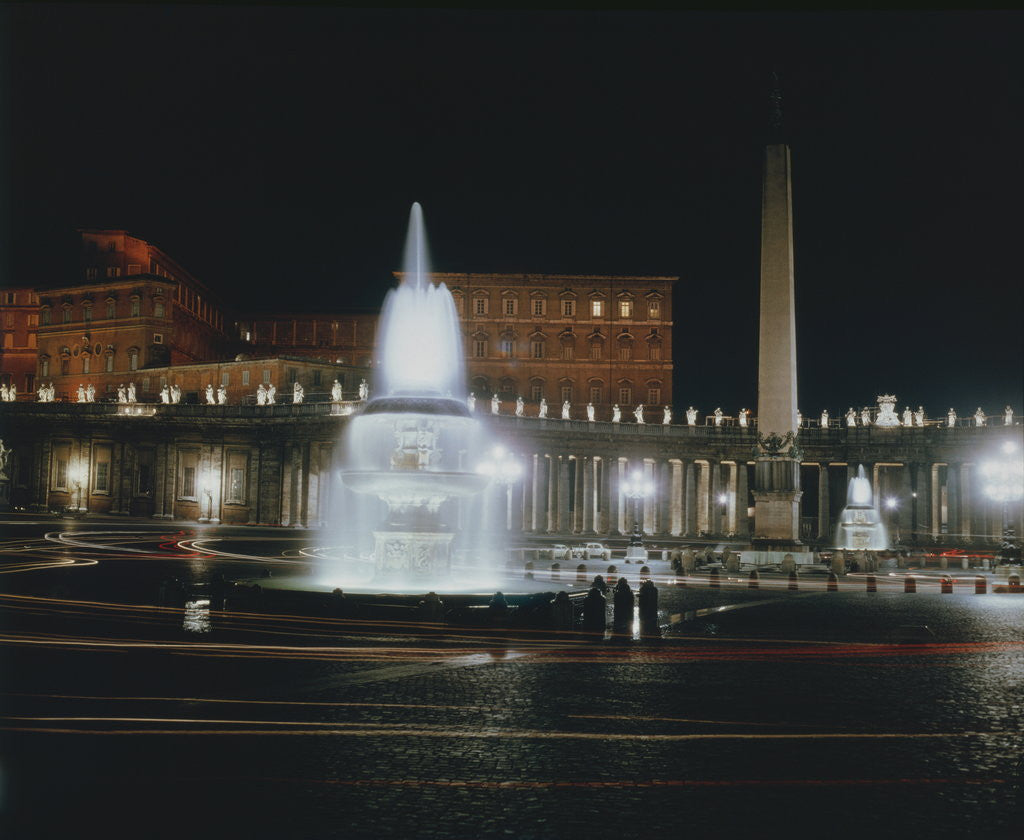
[198,472,215,524]
[68,461,87,514]
[621,470,654,534]
[477,445,522,530]
[981,440,1024,569]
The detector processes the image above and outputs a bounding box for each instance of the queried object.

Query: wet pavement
[1,516,1021,839]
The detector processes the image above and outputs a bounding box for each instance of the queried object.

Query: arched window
[646,381,662,405]
[588,379,604,405]
[617,381,633,406]
[128,348,139,371]
[529,378,545,403]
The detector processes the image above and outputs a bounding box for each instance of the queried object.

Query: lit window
[474,297,488,316]
[54,457,68,491]
[262,370,271,384]
[60,358,69,376]
[106,267,121,278]
[473,339,487,358]
[619,300,633,318]
[154,301,165,318]
[106,301,116,318]
[41,309,51,326]
[41,359,50,377]
[648,300,660,318]
[591,300,604,317]
[228,467,246,505]
[648,387,661,404]
[242,370,250,386]
[142,377,150,392]
[62,308,71,323]
[649,343,661,360]
[82,356,90,374]
[130,299,140,317]
[221,372,230,387]
[531,340,544,359]
[153,333,163,344]
[129,350,138,371]
[83,305,92,322]
[532,299,545,316]
[94,460,110,492]
[182,466,196,498]
[105,354,113,372]
[85,268,98,280]
[503,298,517,316]
[561,300,575,317]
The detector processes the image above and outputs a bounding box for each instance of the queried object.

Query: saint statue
[217,385,228,405]
[902,407,912,427]
[86,384,95,403]
[331,379,343,402]
[171,384,181,404]
[256,384,267,405]
[612,404,621,423]
[77,384,86,403]
[1005,405,1014,426]
[860,407,871,426]
[663,406,672,425]
[0,385,8,402]
[467,392,476,412]
[293,382,304,404]
[491,394,500,415]
[947,408,957,428]
[820,409,829,428]
[914,406,924,427]
[538,398,548,419]
[515,396,524,417]
[713,407,723,427]
[846,408,856,427]
[634,404,645,424]
[586,403,595,422]
[119,385,128,404]
[561,400,571,420]
[358,379,369,401]
[205,384,215,405]
[160,385,170,404]
[127,383,136,404]
[797,410,802,428]
[686,406,697,426]
[266,384,276,405]
[738,408,748,428]
[973,407,985,427]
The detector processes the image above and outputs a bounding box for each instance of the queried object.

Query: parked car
[582,542,610,561]
[549,544,571,561]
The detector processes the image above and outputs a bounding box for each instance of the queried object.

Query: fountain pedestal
[374,530,454,580]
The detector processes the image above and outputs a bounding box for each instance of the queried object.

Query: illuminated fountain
[834,464,889,550]
[337,203,495,588]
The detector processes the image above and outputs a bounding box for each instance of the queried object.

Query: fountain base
[373,529,454,581]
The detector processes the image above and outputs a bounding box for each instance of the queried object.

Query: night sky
[3,6,1021,415]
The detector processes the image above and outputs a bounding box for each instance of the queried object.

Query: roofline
[394,271,678,283]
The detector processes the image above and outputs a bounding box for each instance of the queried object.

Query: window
[561,343,575,360]
[61,358,69,376]
[53,451,69,491]
[137,463,153,496]
[503,298,518,316]
[154,301,165,318]
[287,368,298,384]
[532,298,546,316]
[82,356,90,374]
[473,339,487,358]
[618,386,632,405]
[561,299,575,317]
[83,305,92,322]
[500,338,514,358]
[590,342,602,360]
[648,300,660,318]
[619,344,632,361]
[93,447,111,493]
[226,452,248,504]
[590,385,602,404]
[142,377,150,392]
[178,450,199,500]
[129,350,138,371]
[127,264,141,275]
[619,300,633,318]
[28,314,38,326]
[106,301,116,319]
[473,297,488,316]
[153,333,163,344]
[221,372,230,387]
[2,292,13,304]
[242,370,250,386]
[130,298,140,317]
[530,340,544,359]
[262,369,271,384]
[313,370,322,387]
[3,334,11,349]
[591,300,604,317]
[560,385,572,404]
[649,343,662,360]
[107,241,116,252]
[648,387,662,404]
[105,354,113,372]
[85,268,98,281]
[530,384,543,402]
[62,308,72,324]
[106,267,121,278]
[40,358,49,377]
[4,312,12,327]
[41,308,51,325]
[182,467,196,499]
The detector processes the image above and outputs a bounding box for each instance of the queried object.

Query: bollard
[489,591,509,621]
[827,572,838,592]
[866,574,877,593]
[331,587,348,617]
[552,591,573,631]
[638,579,661,638]
[606,565,618,585]
[939,576,953,594]
[975,576,987,594]
[591,574,608,594]
[550,562,560,582]
[612,578,634,636]
[639,565,651,579]
[709,567,720,589]
[904,576,916,593]
[748,569,759,590]
[788,570,799,591]
[582,586,607,634]
[1008,574,1021,593]
[576,563,588,584]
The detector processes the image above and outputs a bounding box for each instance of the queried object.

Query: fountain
[834,465,889,550]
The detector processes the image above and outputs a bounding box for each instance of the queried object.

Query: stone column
[534,454,550,533]
[573,455,585,533]
[522,453,535,532]
[509,467,524,532]
[582,455,595,534]
[33,438,50,510]
[305,442,320,527]
[897,463,913,544]
[557,455,571,533]
[642,460,656,534]
[247,446,261,524]
[607,456,621,536]
[211,441,225,524]
[670,460,683,536]
[547,455,559,533]
[913,463,931,541]
[152,442,166,518]
[946,465,960,541]
[684,460,697,536]
[709,460,722,535]
[816,463,830,542]
[960,463,973,541]
[735,460,750,538]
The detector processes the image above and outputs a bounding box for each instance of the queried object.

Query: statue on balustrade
[713,407,723,427]
[846,408,856,427]
[76,384,86,403]
[538,397,548,419]
[860,407,871,426]
[256,384,267,405]
[217,385,228,405]
[820,409,829,428]
[902,407,913,427]
[687,406,698,426]
[561,400,571,420]
[663,406,672,425]
[293,382,304,405]
[914,406,924,427]
[205,384,215,405]
[612,404,621,423]
[947,408,957,428]
[86,384,95,403]
[331,379,343,402]
[974,407,985,427]
[491,394,500,415]
[358,379,369,401]
[1006,406,1014,426]
[160,386,170,404]
[266,384,276,405]
[586,403,595,422]
[634,404,645,424]
[127,383,137,404]
[515,396,524,417]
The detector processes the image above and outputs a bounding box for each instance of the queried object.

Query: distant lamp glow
[622,470,654,500]
[885,497,897,510]
[717,493,728,505]
[981,448,1024,504]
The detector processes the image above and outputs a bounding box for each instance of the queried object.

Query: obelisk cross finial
[768,69,783,138]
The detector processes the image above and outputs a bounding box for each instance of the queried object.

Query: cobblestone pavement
[1,520,1021,839]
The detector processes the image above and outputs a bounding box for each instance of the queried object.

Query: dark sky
[3,5,1022,414]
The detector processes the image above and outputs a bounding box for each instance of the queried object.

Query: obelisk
[751,83,804,551]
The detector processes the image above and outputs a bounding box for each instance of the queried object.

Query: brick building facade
[0,287,41,396]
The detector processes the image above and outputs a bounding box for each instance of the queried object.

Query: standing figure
[515,396,524,417]
[292,382,304,404]
[846,408,857,427]
[86,384,95,403]
[76,384,86,403]
[205,384,215,405]
[0,385,8,402]
[118,384,128,404]
[467,392,476,412]
[331,379,343,402]
[1005,405,1014,426]
[914,406,924,427]
[686,406,698,426]
[634,404,645,424]
[256,384,267,405]
[160,385,170,404]
[973,407,985,427]
[561,400,571,420]
[902,406,912,427]
[127,383,137,403]
[171,384,181,404]
[538,398,548,419]
[713,407,723,427]
[947,408,957,428]
[490,394,500,415]
[663,406,672,425]
[820,409,829,428]
[217,385,228,405]
[587,403,595,422]
[358,379,369,401]
[612,404,621,423]
[266,384,276,405]
[738,408,749,428]
[860,407,871,426]
[796,410,802,428]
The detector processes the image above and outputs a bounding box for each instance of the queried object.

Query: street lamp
[884,496,899,543]
[622,470,654,533]
[477,445,522,530]
[198,472,218,524]
[68,461,87,514]
[981,440,1024,567]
